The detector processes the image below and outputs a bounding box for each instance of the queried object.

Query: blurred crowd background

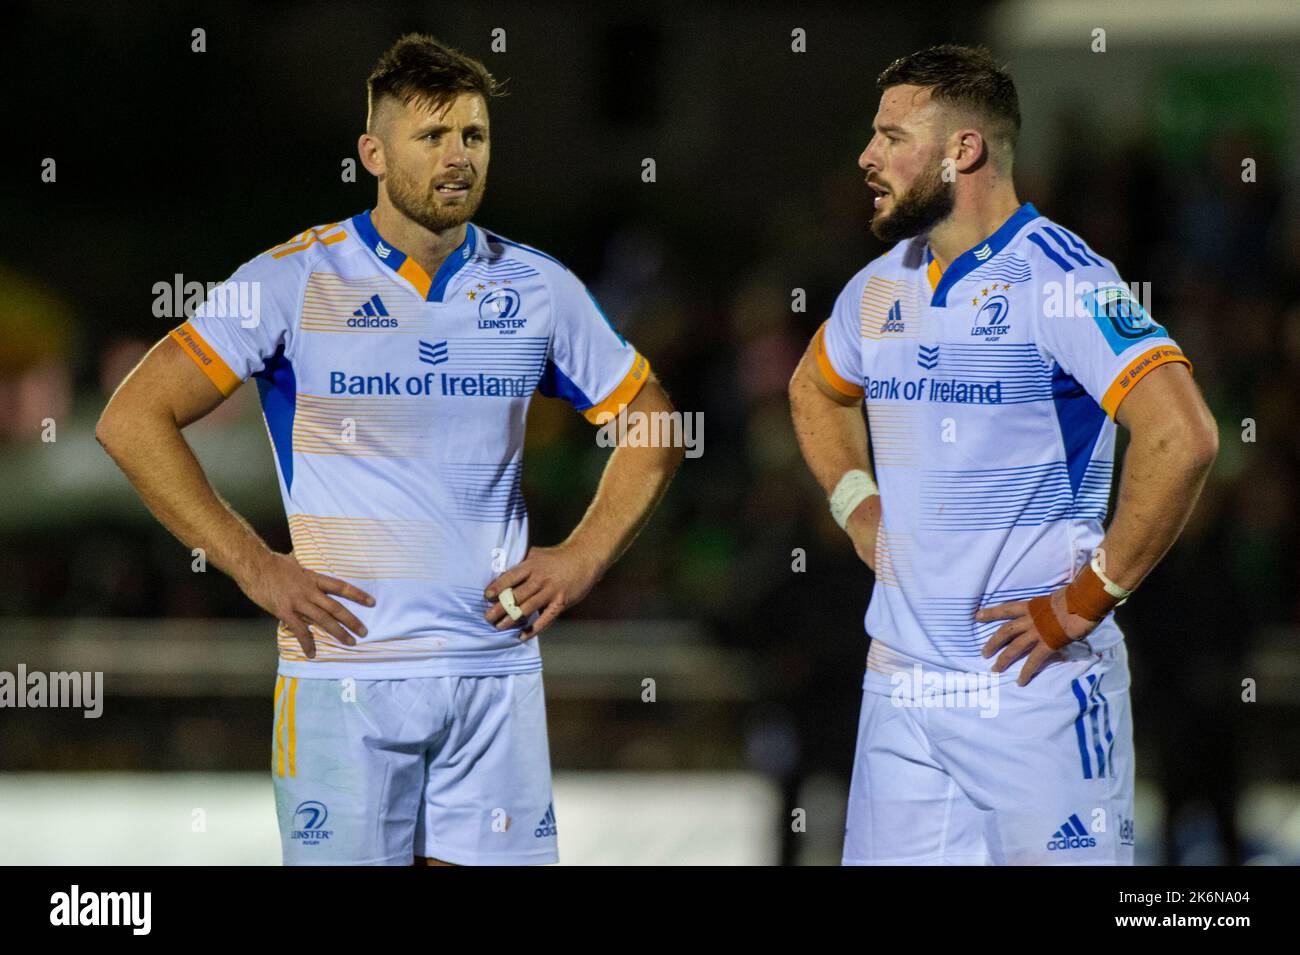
[2,0,1298,864]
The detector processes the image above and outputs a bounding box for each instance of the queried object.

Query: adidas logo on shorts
[1046,813,1097,851]
[534,802,558,839]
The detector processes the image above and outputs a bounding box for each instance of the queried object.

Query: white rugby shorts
[272,672,558,865]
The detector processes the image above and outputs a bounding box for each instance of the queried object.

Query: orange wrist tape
[1028,595,1072,651]
[1065,563,1119,622]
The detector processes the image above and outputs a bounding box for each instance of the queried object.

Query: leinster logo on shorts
[291,800,333,846]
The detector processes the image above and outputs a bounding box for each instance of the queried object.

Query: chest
[858,275,1049,406]
[287,270,553,400]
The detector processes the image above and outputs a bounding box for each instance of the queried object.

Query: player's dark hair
[367,33,503,129]
[877,44,1021,161]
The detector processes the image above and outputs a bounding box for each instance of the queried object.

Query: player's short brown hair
[366,33,503,131]
[877,44,1021,162]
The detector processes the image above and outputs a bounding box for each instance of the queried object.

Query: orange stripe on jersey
[397,258,433,299]
[583,352,651,424]
[814,321,864,397]
[268,223,346,259]
[169,321,242,397]
[1101,344,1192,419]
[926,258,943,294]
[865,639,911,676]
[286,514,440,579]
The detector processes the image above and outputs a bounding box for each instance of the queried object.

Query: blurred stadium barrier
[3,773,1298,864]
[0,771,781,865]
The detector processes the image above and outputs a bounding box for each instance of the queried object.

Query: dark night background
[1,0,1298,864]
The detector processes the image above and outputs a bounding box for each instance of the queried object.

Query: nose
[859,139,879,174]
[444,134,470,166]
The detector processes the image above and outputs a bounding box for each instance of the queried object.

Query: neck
[927,182,1022,272]
[370,194,468,276]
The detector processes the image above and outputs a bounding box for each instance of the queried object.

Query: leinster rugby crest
[470,281,527,334]
[970,284,1013,340]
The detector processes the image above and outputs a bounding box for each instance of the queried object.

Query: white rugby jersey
[171,210,650,678]
[816,202,1190,687]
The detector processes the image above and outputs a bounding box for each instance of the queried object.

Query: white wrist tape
[1090,552,1134,601]
[498,586,524,621]
[830,469,879,530]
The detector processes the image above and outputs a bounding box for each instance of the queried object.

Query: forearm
[96,410,272,584]
[1095,426,1216,591]
[561,384,684,577]
[563,444,680,576]
[789,364,872,495]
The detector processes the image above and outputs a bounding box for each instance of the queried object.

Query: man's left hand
[976,586,1099,686]
[484,543,603,640]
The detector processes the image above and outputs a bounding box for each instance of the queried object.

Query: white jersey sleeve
[537,266,650,423]
[1033,262,1191,419]
[815,272,867,398]
[168,243,308,396]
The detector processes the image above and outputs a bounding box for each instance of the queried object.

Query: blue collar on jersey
[350,209,477,303]
[928,202,1039,307]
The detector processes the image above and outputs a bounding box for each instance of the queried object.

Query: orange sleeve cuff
[169,322,243,397]
[1101,344,1191,419]
[584,351,651,424]
[814,322,864,398]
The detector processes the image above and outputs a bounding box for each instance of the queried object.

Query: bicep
[624,371,675,415]
[103,335,232,433]
[1113,361,1217,453]
[1112,358,1201,428]
[792,333,862,407]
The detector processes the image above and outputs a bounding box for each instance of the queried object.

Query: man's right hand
[844,495,881,571]
[237,551,376,659]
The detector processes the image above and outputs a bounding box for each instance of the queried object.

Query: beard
[385,162,487,233]
[870,160,955,243]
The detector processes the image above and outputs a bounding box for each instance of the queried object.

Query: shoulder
[1014,213,1122,286]
[1008,213,1153,336]
[474,227,578,291]
[835,236,926,304]
[231,219,360,287]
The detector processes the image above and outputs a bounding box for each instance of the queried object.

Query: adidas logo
[534,802,558,839]
[348,294,397,328]
[916,344,939,369]
[418,339,448,366]
[1046,814,1097,851]
[881,299,905,333]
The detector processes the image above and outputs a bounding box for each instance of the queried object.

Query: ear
[357,132,386,178]
[951,127,986,174]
